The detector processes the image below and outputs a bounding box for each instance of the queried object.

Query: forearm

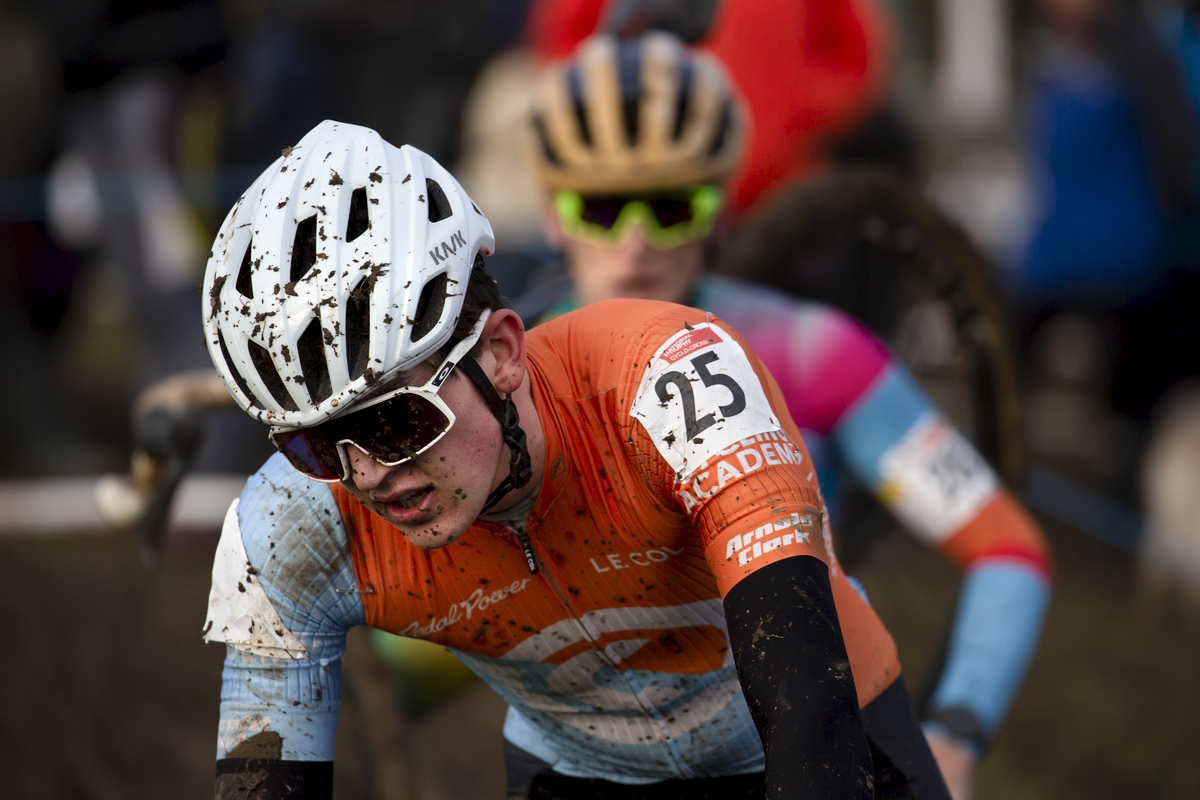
[724,556,873,799]
[924,490,1052,750]
[216,752,332,800]
[206,455,368,797]
[924,560,1051,750]
[216,648,344,799]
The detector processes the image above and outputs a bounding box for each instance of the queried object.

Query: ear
[481,308,527,394]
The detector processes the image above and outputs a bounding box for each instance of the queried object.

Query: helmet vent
[672,60,694,141]
[217,329,262,410]
[567,66,593,147]
[411,272,449,344]
[617,40,642,146]
[290,215,318,282]
[248,340,299,412]
[531,114,561,165]
[346,188,370,243]
[426,179,453,223]
[298,317,332,405]
[235,239,254,298]
[707,99,732,156]
[346,278,371,382]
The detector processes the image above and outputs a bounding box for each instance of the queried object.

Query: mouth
[624,272,668,290]
[617,279,660,298]
[396,485,433,508]
[381,485,437,526]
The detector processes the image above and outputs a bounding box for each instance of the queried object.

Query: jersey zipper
[512,522,538,574]
[508,520,692,775]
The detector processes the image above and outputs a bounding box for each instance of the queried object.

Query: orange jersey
[329,299,898,779]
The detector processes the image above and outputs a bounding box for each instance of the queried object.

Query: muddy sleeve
[724,555,873,799]
[626,314,836,586]
[623,312,872,795]
[203,453,366,798]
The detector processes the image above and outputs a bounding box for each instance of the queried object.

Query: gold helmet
[528,32,746,193]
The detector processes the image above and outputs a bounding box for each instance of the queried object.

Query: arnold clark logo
[725,512,814,566]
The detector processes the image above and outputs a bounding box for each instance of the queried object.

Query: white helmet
[202,120,495,428]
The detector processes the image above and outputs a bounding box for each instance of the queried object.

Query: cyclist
[523,0,899,219]
[520,32,1053,799]
[202,119,948,798]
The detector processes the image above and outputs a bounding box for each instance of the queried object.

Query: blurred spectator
[13,0,529,476]
[0,2,85,474]
[1154,1,1200,262]
[1017,0,1195,307]
[1015,0,1200,492]
[41,0,257,473]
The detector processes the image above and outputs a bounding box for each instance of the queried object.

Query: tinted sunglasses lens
[335,392,452,463]
[271,393,451,480]
[646,196,694,228]
[579,196,627,229]
[272,429,345,480]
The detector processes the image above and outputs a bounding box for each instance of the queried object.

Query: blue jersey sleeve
[204,453,366,762]
[832,363,1050,747]
[924,562,1050,751]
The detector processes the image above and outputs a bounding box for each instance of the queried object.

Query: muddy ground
[0,515,1196,799]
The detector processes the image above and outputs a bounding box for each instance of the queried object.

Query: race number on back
[631,322,782,480]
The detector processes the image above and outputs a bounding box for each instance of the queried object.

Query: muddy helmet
[202,120,495,428]
[528,31,746,193]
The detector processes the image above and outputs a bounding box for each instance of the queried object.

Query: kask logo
[429,230,466,264]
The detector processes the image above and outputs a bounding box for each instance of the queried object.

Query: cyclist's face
[338,311,532,549]
[558,223,705,307]
[339,364,506,548]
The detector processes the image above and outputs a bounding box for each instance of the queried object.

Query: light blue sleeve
[832,364,930,489]
[833,364,1052,747]
[924,562,1051,751]
[215,453,366,762]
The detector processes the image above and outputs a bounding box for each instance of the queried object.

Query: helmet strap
[454,354,534,513]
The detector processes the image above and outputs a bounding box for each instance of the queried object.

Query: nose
[344,445,398,491]
[618,223,652,252]
[613,225,657,270]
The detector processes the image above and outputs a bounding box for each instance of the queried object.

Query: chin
[348,483,483,549]
[402,526,467,550]
[619,284,663,300]
[395,502,479,549]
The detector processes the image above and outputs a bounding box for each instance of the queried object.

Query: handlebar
[93,370,236,568]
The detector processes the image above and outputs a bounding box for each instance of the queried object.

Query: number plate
[631,322,781,480]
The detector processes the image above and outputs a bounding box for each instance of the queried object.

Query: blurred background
[1,0,1200,797]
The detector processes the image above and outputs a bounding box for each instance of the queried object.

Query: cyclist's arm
[629,316,873,799]
[833,362,1052,753]
[722,550,872,798]
[203,453,366,799]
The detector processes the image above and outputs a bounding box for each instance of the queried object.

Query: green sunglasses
[554,185,723,250]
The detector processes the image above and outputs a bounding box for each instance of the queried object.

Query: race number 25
[632,321,781,478]
[655,352,746,441]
